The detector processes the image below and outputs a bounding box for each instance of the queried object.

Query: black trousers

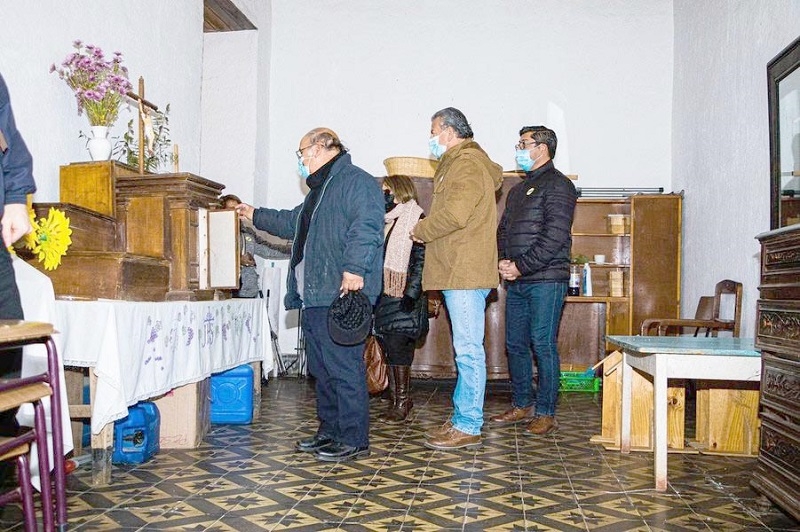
[302,307,369,448]
[0,245,24,435]
[377,333,416,366]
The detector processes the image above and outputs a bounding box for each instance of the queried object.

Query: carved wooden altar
[28,161,226,301]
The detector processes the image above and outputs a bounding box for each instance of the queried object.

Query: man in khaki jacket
[411,107,502,450]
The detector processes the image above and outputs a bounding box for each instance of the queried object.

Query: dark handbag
[363,335,388,394]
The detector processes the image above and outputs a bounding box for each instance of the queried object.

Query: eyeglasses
[430,125,450,137]
[295,144,315,159]
[515,139,540,150]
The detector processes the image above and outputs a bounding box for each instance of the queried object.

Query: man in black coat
[492,125,577,435]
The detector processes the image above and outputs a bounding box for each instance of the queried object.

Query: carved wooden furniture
[407,172,682,379]
[28,161,226,301]
[115,171,227,300]
[752,225,800,521]
[27,202,170,301]
[768,36,800,231]
[0,321,67,531]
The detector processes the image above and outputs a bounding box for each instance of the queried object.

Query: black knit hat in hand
[327,290,372,346]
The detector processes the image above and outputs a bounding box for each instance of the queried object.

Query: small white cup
[593,254,606,264]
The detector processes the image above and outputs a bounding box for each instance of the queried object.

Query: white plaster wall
[9,0,792,355]
[203,0,273,209]
[672,0,800,337]
[200,31,258,199]
[201,4,298,362]
[239,0,274,210]
[0,0,204,202]
[266,0,675,210]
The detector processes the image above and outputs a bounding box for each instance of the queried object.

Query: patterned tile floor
[1,378,798,531]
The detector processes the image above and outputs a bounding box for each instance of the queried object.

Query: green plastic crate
[559,371,601,393]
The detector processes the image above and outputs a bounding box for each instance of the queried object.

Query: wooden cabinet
[408,173,682,379]
[27,162,226,301]
[752,225,800,521]
[59,160,142,217]
[114,172,226,300]
[572,195,683,347]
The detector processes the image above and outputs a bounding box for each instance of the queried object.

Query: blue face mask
[429,132,446,159]
[515,149,535,172]
[297,157,310,178]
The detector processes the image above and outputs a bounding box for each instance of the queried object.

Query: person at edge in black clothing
[0,73,36,439]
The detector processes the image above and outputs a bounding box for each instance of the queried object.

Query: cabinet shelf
[566,296,629,303]
[571,193,682,351]
[586,263,629,268]
[572,232,630,237]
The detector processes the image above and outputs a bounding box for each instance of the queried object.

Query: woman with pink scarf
[373,175,428,424]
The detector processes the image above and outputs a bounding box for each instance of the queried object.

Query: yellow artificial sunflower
[25,207,72,271]
[20,208,37,251]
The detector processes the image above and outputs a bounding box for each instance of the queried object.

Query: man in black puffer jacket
[492,125,577,436]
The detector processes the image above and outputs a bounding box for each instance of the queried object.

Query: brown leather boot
[424,425,481,450]
[378,366,398,423]
[489,406,535,426]
[383,366,412,424]
[526,415,559,435]
[381,366,397,406]
[424,419,453,439]
[377,361,393,403]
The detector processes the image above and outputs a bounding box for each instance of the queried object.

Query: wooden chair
[0,321,67,531]
[640,279,743,337]
[0,388,51,532]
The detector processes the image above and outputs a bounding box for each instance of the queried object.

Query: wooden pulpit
[26,161,235,301]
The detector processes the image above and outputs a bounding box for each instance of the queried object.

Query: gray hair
[431,107,474,139]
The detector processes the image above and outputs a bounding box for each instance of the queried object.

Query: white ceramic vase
[87,125,112,161]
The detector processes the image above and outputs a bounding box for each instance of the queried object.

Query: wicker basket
[383,157,438,178]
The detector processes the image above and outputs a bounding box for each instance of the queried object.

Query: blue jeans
[443,288,490,436]
[302,307,370,447]
[505,281,567,417]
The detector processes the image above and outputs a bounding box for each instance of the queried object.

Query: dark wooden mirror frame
[768,36,800,229]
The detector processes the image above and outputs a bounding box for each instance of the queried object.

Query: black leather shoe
[314,442,370,462]
[295,434,333,453]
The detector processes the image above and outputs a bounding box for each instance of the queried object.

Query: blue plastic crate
[112,402,160,464]
[210,364,254,424]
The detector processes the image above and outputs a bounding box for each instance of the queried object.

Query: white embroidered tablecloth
[54,297,272,434]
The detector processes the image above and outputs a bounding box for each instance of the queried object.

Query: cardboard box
[152,379,210,449]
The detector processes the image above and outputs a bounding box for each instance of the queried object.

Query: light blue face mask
[297,156,310,178]
[429,132,446,159]
[515,149,535,172]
